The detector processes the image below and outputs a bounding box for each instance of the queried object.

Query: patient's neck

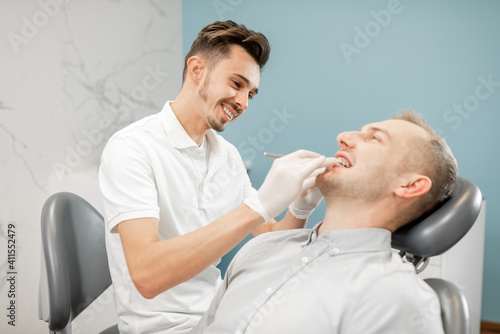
[318,198,397,235]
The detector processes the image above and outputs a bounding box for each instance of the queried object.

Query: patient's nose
[337,131,357,149]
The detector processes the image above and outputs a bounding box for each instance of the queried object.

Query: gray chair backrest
[41,192,112,332]
[391,177,481,334]
[425,278,471,334]
[392,177,482,257]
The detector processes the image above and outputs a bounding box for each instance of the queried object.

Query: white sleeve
[344,274,445,334]
[98,135,160,233]
[229,144,257,202]
[242,170,258,201]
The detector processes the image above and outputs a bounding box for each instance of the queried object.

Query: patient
[191,110,456,334]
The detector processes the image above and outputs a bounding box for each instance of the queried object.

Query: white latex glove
[244,150,336,222]
[289,168,326,219]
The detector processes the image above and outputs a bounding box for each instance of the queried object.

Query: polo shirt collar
[161,101,200,150]
[305,222,392,256]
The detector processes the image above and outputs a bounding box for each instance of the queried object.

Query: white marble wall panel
[0,1,183,332]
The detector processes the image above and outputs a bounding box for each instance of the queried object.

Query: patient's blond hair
[392,110,458,223]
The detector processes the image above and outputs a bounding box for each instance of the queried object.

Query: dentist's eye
[232,80,241,88]
[369,136,381,142]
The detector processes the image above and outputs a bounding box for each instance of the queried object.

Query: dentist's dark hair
[182,20,270,81]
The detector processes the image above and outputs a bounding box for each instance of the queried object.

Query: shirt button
[266,288,273,294]
[301,256,308,263]
[332,247,340,253]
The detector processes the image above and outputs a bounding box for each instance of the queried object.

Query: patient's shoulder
[243,228,310,254]
[226,229,311,272]
[341,254,443,332]
[357,253,439,307]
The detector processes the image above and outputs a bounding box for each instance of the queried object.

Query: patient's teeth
[336,158,351,168]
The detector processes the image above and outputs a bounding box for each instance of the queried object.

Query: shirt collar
[161,101,200,150]
[305,222,392,256]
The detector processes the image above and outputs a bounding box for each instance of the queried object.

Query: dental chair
[38,177,481,334]
[38,192,119,334]
[392,177,482,334]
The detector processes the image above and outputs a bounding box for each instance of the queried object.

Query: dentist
[99,20,333,334]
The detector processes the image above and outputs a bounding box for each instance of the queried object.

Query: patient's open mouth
[336,157,351,168]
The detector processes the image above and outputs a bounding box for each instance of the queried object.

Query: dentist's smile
[221,102,239,122]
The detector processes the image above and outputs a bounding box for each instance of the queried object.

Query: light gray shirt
[192,224,444,334]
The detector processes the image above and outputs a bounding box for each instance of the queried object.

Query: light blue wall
[183,0,500,322]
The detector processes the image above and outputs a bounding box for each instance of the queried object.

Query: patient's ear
[394,175,432,199]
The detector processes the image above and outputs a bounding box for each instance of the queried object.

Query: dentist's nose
[235,90,249,111]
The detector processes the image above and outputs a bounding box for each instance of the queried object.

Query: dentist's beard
[197,77,226,132]
[207,113,226,132]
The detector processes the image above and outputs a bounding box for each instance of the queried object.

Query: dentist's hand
[244,150,336,222]
[289,168,325,220]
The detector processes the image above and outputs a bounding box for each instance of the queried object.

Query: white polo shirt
[98,101,257,334]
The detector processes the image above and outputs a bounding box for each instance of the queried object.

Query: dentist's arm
[118,204,262,299]
[118,150,332,299]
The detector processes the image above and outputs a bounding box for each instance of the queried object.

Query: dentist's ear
[186,56,206,83]
[394,175,432,199]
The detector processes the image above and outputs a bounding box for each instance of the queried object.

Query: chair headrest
[392,177,482,257]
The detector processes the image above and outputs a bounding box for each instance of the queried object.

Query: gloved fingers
[289,154,337,177]
[306,166,327,179]
[300,176,318,193]
[323,157,339,168]
[298,155,327,178]
[269,151,326,177]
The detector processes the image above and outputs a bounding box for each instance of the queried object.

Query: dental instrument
[263,152,351,168]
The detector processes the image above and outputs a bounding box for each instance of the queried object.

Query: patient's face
[317,119,430,201]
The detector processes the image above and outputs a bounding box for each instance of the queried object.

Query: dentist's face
[197,45,260,132]
[317,119,430,201]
